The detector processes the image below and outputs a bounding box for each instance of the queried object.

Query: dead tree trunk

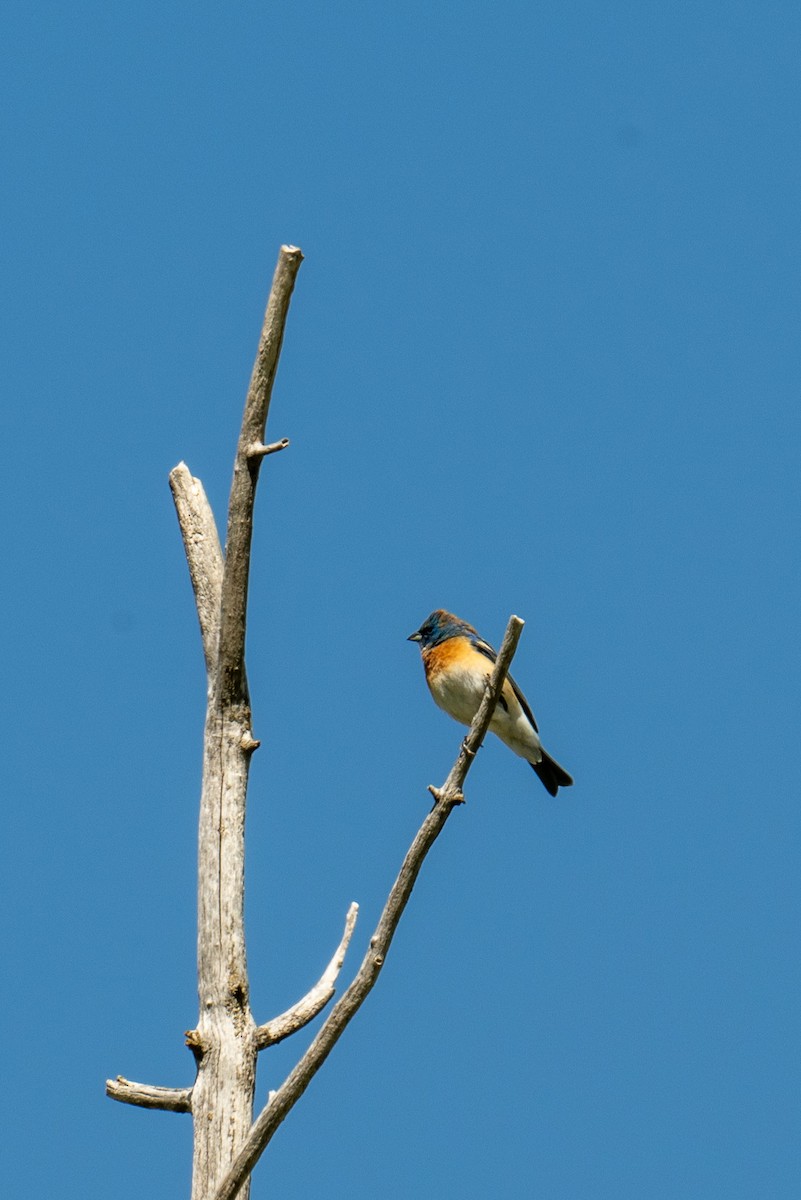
[106,245,524,1200]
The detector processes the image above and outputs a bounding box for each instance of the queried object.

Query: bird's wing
[469,636,540,733]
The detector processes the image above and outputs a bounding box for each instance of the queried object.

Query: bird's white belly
[429,665,542,763]
[429,663,486,726]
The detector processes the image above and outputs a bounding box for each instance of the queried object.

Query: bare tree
[106,245,525,1200]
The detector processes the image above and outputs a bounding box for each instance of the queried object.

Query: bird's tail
[531,750,574,797]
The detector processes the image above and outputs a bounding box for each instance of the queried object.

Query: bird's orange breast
[422,636,480,682]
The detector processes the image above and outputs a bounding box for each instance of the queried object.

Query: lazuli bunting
[408,609,573,796]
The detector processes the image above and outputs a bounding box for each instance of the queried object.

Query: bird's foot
[461,737,477,760]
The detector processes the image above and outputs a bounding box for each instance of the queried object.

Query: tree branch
[217,245,303,705]
[212,616,525,1200]
[169,463,224,677]
[254,902,359,1050]
[105,1076,193,1113]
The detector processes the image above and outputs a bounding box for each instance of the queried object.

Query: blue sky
[3,3,800,1197]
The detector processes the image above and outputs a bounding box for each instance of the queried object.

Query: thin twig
[255,902,359,1049]
[217,245,303,705]
[169,463,224,677]
[105,1076,193,1113]
[212,616,525,1200]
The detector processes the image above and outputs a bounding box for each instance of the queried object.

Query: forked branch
[212,616,525,1200]
[109,251,521,1200]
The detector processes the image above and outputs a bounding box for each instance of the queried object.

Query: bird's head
[407,609,473,649]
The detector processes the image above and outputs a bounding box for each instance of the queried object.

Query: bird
[408,609,573,796]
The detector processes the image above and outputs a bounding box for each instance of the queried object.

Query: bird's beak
[407,630,422,642]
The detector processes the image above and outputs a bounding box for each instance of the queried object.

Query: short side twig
[255,902,359,1049]
[105,1076,193,1113]
[211,616,525,1200]
[169,463,224,676]
[246,438,290,460]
